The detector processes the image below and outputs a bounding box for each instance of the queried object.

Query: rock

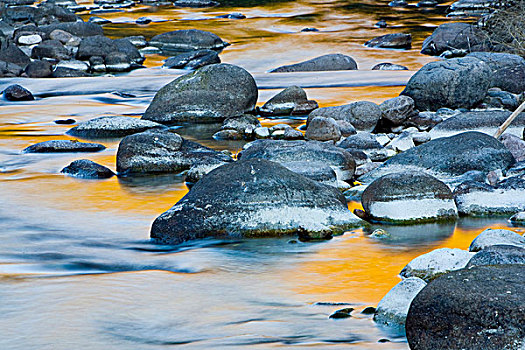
[149,29,228,52]
[23,60,52,78]
[52,67,91,78]
[212,129,244,140]
[282,128,304,140]
[411,131,431,145]
[67,116,166,138]
[329,308,353,319]
[305,117,341,142]
[371,62,408,70]
[510,211,525,225]
[270,54,357,73]
[429,111,525,139]
[361,171,458,223]
[61,159,114,179]
[220,114,261,133]
[116,130,232,175]
[500,134,525,162]
[400,248,474,282]
[173,0,219,7]
[386,131,415,152]
[481,90,519,110]
[254,127,270,139]
[142,63,258,124]
[379,95,416,125]
[467,52,525,94]
[389,0,408,6]
[150,158,363,244]
[39,22,103,38]
[184,159,230,184]
[31,39,71,62]
[406,265,525,350]
[124,36,147,49]
[374,277,427,327]
[76,35,141,64]
[56,60,89,72]
[0,37,31,68]
[421,22,489,56]
[308,101,381,132]
[401,57,490,111]
[417,0,437,7]
[335,120,356,137]
[469,228,525,252]
[354,162,380,177]
[259,86,318,116]
[89,17,111,25]
[163,49,220,70]
[55,119,76,125]
[104,52,132,72]
[136,17,152,25]
[300,27,319,32]
[281,161,339,187]
[466,244,525,268]
[23,140,105,153]
[360,132,515,184]
[49,29,75,45]
[375,20,387,28]
[239,139,356,182]
[3,84,34,101]
[365,33,411,49]
[17,34,42,45]
[338,132,383,152]
[0,61,23,77]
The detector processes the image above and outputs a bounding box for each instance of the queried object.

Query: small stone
[361,306,376,315]
[23,140,106,153]
[136,17,152,25]
[55,119,76,124]
[375,20,387,28]
[17,34,42,45]
[372,62,408,70]
[329,308,354,319]
[61,159,115,179]
[3,84,34,101]
[301,27,319,32]
[254,127,270,139]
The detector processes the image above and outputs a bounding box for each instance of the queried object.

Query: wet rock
[3,84,34,101]
[406,265,525,350]
[466,244,525,268]
[104,52,132,72]
[375,20,387,28]
[361,306,376,315]
[61,159,114,179]
[0,37,31,68]
[401,57,490,111]
[49,29,77,45]
[163,50,220,70]
[469,228,525,252]
[239,139,356,182]
[329,308,353,319]
[173,0,219,7]
[421,22,488,56]
[308,101,381,132]
[361,171,457,224]
[116,129,232,175]
[301,27,319,32]
[429,111,525,139]
[379,95,416,126]
[305,117,341,142]
[417,0,437,7]
[216,12,246,19]
[136,17,152,25]
[510,211,525,225]
[88,16,111,25]
[372,62,408,70]
[360,132,515,184]
[500,134,525,162]
[31,39,71,62]
[260,86,318,116]
[365,33,411,49]
[39,22,103,38]
[76,35,141,65]
[467,52,525,94]
[184,158,230,184]
[335,120,356,137]
[149,29,228,52]
[374,277,426,327]
[67,116,166,138]
[52,67,91,77]
[23,140,105,153]
[23,60,51,78]
[269,54,357,73]
[389,0,408,6]
[400,248,474,282]
[142,63,257,124]
[55,119,76,124]
[124,36,147,49]
[212,129,243,140]
[0,60,23,77]
[56,59,89,72]
[150,158,363,244]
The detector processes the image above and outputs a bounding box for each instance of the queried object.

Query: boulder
[0,61,23,77]
[259,86,318,116]
[466,244,525,268]
[365,33,411,49]
[39,22,103,38]
[500,134,525,162]
[0,37,31,68]
[420,22,489,56]
[239,139,356,182]
[116,129,232,175]
[150,158,363,244]
[373,277,427,327]
[361,172,458,223]
[149,29,228,52]
[305,116,341,142]
[467,52,525,94]
[359,132,515,184]
[269,54,357,73]
[307,101,381,132]
[372,62,408,70]
[401,57,490,111]
[3,84,34,101]
[142,63,258,124]
[406,265,525,350]
[31,39,71,61]
[400,248,474,282]
[469,228,525,252]
[51,67,92,78]
[61,159,115,179]
[23,140,105,153]
[338,132,384,152]
[379,95,417,125]
[24,60,53,78]
[281,161,339,187]
[67,116,166,138]
[163,49,220,69]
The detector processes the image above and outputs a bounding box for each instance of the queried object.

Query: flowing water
[1,0,522,349]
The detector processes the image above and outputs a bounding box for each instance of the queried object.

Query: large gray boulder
[116,130,233,175]
[466,245,525,268]
[142,64,258,124]
[406,265,525,350]
[400,248,474,282]
[150,158,364,244]
[469,228,525,252]
[149,29,228,52]
[307,101,382,132]
[361,172,458,224]
[239,139,356,182]
[359,132,515,184]
[467,52,525,94]
[269,54,357,73]
[420,22,489,56]
[401,57,490,111]
[67,116,166,138]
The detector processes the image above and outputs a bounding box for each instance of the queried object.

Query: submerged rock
[3,84,34,101]
[269,54,357,73]
[402,57,490,111]
[259,86,318,116]
[116,130,232,175]
[365,33,411,49]
[23,140,106,153]
[308,101,381,132]
[61,159,114,179]
[163,49,220,70]
[406,265,525,350]
[361,172,458,224]
[374,277,427,327]
[400,248,474,282]
[469,228,525,252]
[142,63,257,124]
[149,29,228,52]
[150,159,363,244]
[371,62,408,70]
[67,116,166,138]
